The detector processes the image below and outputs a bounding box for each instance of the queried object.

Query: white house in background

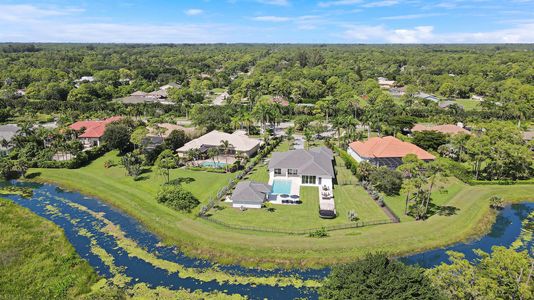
[0,124,20,156]
[471,95,485,101]
[415,92,439,103]
[176,130,261,158]
[378,77,396,89]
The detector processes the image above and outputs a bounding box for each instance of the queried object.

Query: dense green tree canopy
[320,253,443,300]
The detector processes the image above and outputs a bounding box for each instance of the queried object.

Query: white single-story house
[176,130,261,158]
[0,124,20,156]
[230,181,272,209]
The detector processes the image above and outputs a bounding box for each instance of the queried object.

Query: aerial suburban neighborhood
[0,1,533,299]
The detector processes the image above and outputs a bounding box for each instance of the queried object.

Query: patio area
[268,177,301,204]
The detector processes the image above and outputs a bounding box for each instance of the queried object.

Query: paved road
[293,134,304,149]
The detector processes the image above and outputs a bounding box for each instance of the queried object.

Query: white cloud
[380,13,444,20]
[318,0,363,8]
[185,9,204,16]
[251,15,291,22]
[342,23,534,43]
[257,0,290,6]
[362,0,399,8]
[0,4,83,22]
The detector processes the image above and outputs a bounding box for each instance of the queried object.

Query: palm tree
[242,113,254,135]
[230,116,241,131]
[186,148,199,166]
[304,129,313,149]
[207,148,219,166]
[219,139,233,171]
[286,126,295,148]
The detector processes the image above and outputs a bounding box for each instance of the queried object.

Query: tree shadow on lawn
[134,175,150,181]
[168,177,196,186]
[25,172,42,179]
[426,202,460,217]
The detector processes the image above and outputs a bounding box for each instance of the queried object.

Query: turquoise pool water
[272,179,292,194]
[201,161,226,168]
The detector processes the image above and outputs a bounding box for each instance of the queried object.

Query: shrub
[369,167,403,196]
[308,227,328,238]
[347,210,358,222]
[156,185,200,212]
[489,195,504,209]
[412,130,448,151]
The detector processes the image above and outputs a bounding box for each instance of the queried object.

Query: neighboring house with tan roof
[411,124,470,135]
[176,130,260,158]
[69,116,122,148]
[348,136,435,169]
[0,124,20,156]
[523,130,534,142]
[378,77,396,89]
[149,123,201,138]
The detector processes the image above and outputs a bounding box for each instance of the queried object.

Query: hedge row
[34,146,108,169]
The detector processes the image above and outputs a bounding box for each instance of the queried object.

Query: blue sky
[0,0,533,43]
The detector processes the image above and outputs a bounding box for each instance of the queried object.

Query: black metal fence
[200,216,394,235]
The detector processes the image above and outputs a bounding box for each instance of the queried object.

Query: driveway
[293,134,304,149]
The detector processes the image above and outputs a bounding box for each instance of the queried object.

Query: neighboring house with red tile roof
[411,124,470,135]
[69,116,122,148]
[271,96,289,107]
[348,136,435,169]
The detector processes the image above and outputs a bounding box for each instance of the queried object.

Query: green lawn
[384,177,465,222]
[453,99,482,111]
[28,150,534,268]
[0,198,98,299]
[210,153,388,230]
[33,151,234,214]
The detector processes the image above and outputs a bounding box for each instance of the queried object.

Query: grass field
[0,198,98,298]
[384,177,465,222]
[28,151,534,268]
[453,99,482,111]
[214,150,387,230]
[33,150,234,215]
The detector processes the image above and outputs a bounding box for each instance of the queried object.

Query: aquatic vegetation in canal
[66,200,322,289]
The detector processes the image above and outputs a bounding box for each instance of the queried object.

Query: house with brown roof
[348,136,435,169]
[69,116,122,148]
[411,124,470,135]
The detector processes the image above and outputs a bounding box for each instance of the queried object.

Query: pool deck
[269,178,301,204]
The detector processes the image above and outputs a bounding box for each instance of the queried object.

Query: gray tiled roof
[0,124,20,142]
[268,146,334,177]
[231,181,271,205]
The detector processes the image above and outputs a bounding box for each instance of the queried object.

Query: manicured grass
[33,151,234,214]
[211,149,388,230]
[29,151,534,268]
[0,199,98,298]
[454,99,482,111]
[383,177,465,222]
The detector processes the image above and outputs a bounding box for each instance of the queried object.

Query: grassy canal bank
[0,198,98,299]
[27,151,534,269]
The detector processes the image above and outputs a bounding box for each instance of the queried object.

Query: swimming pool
[201,161,227,168]
[271,179,292,195]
